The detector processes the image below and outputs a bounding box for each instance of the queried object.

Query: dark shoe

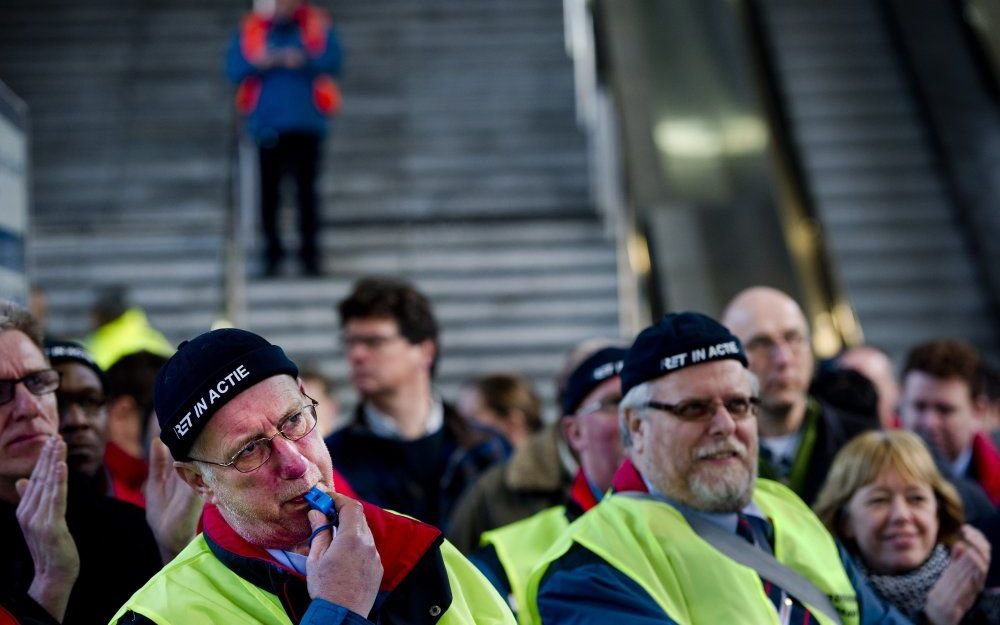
[302,261,322,277]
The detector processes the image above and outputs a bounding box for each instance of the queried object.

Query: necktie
[735,513,815,625]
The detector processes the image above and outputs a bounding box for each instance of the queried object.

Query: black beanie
[561,346,629,415]
[155,328,298,460]
[620,312,748,396]
[44,339,106,388]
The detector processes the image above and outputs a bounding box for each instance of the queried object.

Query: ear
[561,415,582,453]
[174,462,216,503]
[972,394,989,424]
[297,377,310,398]
[625,409,647,454]
[418,339,436,371]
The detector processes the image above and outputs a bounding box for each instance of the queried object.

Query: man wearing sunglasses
[523,312,907,625]
[0,303,162,625]
[112,327,513,625]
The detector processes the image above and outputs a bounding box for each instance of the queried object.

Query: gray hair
[0,299,43,349]
[619,381,654,449]
[618,369,761,449]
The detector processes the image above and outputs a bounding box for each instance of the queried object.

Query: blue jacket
[225,9,342,140]
[536,541,914,625]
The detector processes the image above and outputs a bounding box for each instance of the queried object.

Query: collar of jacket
[610,459,649,494]
[564,468,602,521]
[349,401,492,451]
[201,496,446,619]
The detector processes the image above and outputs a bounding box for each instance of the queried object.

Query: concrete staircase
[0,0,622,403]
[757,0,999,360]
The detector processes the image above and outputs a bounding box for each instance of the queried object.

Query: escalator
[593,0,1000,361]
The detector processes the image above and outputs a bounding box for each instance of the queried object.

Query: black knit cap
[620,312,748,395]
[44,339,106,388]
[562,347,629,415]
[155,328,298,460]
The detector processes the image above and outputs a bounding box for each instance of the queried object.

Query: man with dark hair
[721,286,879,503]
[900,339,1000,504]
[111,327,513,624]
[103,350,169,507]
[326,277,509,528]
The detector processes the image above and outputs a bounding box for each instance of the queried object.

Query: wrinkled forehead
[0,330,48,377]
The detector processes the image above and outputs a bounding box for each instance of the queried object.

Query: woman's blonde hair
[813,430,964,547]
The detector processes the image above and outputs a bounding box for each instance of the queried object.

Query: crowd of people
[2,275,999,625]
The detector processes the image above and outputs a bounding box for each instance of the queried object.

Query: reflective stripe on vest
[480,505,569,622]
[523,480,860,625]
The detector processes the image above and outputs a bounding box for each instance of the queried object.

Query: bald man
[838,345,900,429]
[722,287,879,503]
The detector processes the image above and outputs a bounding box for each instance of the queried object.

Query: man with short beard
[523,312,908,625]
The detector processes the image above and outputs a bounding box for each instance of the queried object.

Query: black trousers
[258,132,322,270]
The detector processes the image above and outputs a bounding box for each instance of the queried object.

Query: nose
[60,403,91,430]
[346,342,370,366]
[11,381,50,423]
[271,436,309,480]
[887,495,913,523]
[707,402,737,437]
[770,340,795,368]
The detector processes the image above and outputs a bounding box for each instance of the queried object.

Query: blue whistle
[304,486,340,527]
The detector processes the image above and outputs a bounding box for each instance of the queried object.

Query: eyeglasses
[575,397,621,417]
[0,369,61,405]
[641,396,760,422]
[744,331,809,358]
[190,402,318,473]
[341,333,404,351]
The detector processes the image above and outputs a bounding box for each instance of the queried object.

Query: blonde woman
[814,430,996,624]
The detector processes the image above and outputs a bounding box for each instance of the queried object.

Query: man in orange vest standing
[227,0,342,277]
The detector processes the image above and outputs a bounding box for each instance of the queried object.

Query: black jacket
[325,403,510,529]
[0,472,162,625]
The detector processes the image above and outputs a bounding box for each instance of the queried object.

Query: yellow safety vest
[110,535,515,625]
[479,505,569,622]
[83,307,174,370]
[523,480,859,625]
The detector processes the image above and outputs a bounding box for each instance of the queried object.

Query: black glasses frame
[0,369,61,405]
[640,397,761,422]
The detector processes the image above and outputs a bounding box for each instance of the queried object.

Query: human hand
[306,492,383,617]
[144,438,203,563]
[16,436,79,622]
[924,525,990,625]
[279,49,306,69]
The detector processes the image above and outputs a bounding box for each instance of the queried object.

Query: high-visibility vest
[110,534,515,624]
[235,5,341,116]
[479,505,569,622]
[523,480,860,625]
[83,308,174,370]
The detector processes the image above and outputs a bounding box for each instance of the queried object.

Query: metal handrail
[562,0,648,336]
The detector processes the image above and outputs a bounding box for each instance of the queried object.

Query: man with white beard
[523,312,908,625]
